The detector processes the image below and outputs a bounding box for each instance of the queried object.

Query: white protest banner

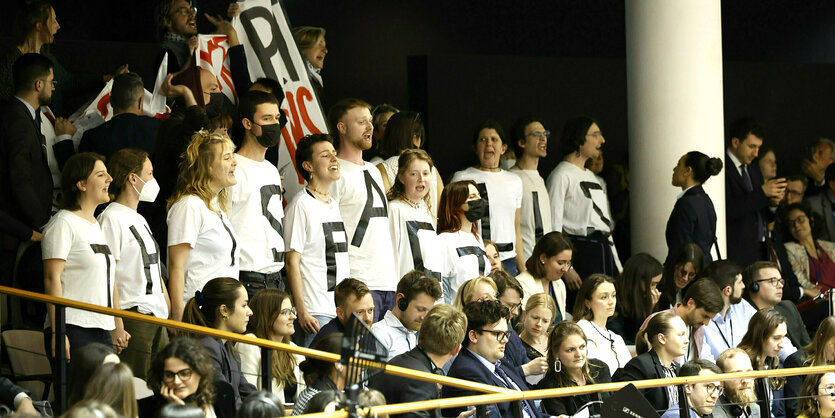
[233,0,329,200]
[197,35,239,105]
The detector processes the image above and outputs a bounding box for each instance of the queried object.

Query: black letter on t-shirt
[405,220,441,280]
[323,221,348,291]
[128,226,160,295]
[90,244,113,307]
[476,182,512,252]
[350,171,388,247]
[579,181,612,229]
[260,184,285,262]
[532,191,544,240]
[456,246,487,276]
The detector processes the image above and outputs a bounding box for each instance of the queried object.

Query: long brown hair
[738,308,785,389]
[803,316,835,367]
[544,321,601,388]
[182,277,244,337]
[796,372,834,417]
[79,362,138,418]
[167,130,235,214]
[437,180,478,236]
[247,289,298,388]
[572,274,615,321]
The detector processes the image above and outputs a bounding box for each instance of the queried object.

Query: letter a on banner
[233,0,329,200]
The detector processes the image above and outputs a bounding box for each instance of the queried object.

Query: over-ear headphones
[727,404,751,418]
[397,297,408,311]
[749,281,759,293]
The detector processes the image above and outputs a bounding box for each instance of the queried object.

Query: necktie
[494,361,535,418]
[34,109,48,162]
[741,165,766,241]
[741,165,753,192]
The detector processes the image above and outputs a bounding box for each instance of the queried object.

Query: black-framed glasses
[280,307,297,317]
[703,383,724,396]
[755,277,786,288]
[528,130,550,140]
[478,329,511,342]
[163,367,193,383]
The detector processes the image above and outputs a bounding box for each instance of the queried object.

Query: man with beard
[328,98,397,321]
[661,359,723,418]
[713,349,762,418]
[702,260,758,362]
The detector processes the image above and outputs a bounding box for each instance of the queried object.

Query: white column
[626,0,726,262]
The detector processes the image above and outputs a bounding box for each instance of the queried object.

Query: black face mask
[205,92,225,118]
[464,198,487,222]
[253,122,281,148]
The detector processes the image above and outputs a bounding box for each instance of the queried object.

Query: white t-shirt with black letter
[511,168,552,261]
[388,199,443,281]
[438,230,490,304]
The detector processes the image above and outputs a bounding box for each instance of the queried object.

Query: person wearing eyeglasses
[660,359,723,418]
[783,203,835,298]
[509,117,552,262]
[713,348,762,418]
[443,300,546,418]
[237,289,305,405]
[741,261,810,353]
[658,243,705,309]
[783,317,835,415]
[796,372,835,418]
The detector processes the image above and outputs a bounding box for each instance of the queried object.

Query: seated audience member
[784,316,835,415]
[328,98,397,321]
[737,309,787,415]
[238,290,305,404]
[453,276,497,310]
[77,362,138,418]
[786,174,808,206]
[67,343,120,406]
[515,231,572,321]
[713,348,761,418]
[539,321,611,416]
[518,293,555,385]
[437,180,491,304]
[357,389,386,414]
[660,359,722,418]
[386,149,444,280]
[369,304,467,418]
[509,117,553,262]
[368,103,399,164]
[451,120,525,275]
[311,279,374,345]
[491,270,523,322]
[639,278,723,363]
[182,277,256,409]
[608,253,663,344]
[376,112,443,219]
[293,26,327,96]
[79,73,162,157]
[43,153,130,361]
[805,164,835,241]
[783,203,835,295]
[166,130,240,322]
[442,301,544,418]
[485,240,503,273]
[303,390,345,415]
[796,372,835,418]
[574,274,631,376]
[98,148,169,380]
[227,91,287,299]
[142,338,228,418]
[285,134,349,347]
[64,401,121,418]
[658,243,704,309]
[0,377,37,415]
[613,312,687,413]
[239,391,285,418]
[293,334,345,416]
[742,261,810,353]
[702,260,757,362]
[800,138,835,198]
[156,404,205,418]
[371,271,442,361]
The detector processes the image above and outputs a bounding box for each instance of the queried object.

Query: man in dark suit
[79,72,161,157]
[724,117,786,268]
[442,300,544,418]
[369,304,467,418]
[0,377,36,414]
[805,165,835,242]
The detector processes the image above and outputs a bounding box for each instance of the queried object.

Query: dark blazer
[774,300,811,350]
[612,350,679,413]
[442,348,545,418]
[369,347,444,418]
[138,382,236,418]
[665,185,717,265]
[724,154,769,267]
[0,377,27,410]
[0,98,53,247]
[783,348,807,416]
[804,191,835,242]
[79,113,161,157]
[198,336,257,409]
[538,358,612,416]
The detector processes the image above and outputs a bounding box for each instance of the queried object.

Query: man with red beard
[714,349,762,418]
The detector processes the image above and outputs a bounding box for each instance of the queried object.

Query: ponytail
[635,312,676,355]
[181,278,243,337]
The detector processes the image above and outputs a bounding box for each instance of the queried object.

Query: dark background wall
[2,0,834,179]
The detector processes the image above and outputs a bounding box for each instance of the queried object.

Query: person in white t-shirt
[327,98,397,321]
[375,111,444,219]
[573,274,631,376]
[387,149,444,281]
[167,130,240,323]
[451,120,524,276]
[509,117,552,261]
[43,152,130,361]
[547,116,620,312]
[228,91,287,298]
[368,103,399,165]
[285,134,350,347]
[437,180,491,304]
[98,148,169,379]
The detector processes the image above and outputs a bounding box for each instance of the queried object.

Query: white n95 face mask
[133,176,160,202]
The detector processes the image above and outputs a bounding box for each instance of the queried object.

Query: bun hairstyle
[684,151,723,184]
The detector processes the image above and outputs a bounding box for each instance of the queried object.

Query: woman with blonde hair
[453,276,497,310]
[78,362,138,418]
[292,26,326,94]
[518,293,555,385]
[784,316,835,413]
[238,289,306,404]
[167,130,240,322]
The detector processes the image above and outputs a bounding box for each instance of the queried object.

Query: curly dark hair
[147,338,216,409]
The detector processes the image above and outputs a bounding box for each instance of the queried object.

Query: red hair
[437,180,479,237]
